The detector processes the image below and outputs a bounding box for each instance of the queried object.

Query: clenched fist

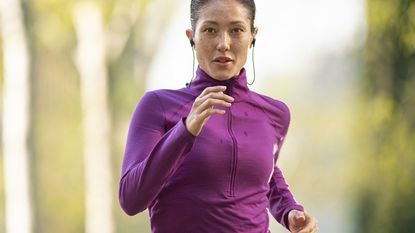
[288,210,318,233]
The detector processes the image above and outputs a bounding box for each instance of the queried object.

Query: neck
[188,66,250,100]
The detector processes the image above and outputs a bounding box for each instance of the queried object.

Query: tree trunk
[0,0,33,233]
[73,3,113,233]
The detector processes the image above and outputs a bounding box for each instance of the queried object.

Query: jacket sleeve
[268,163,304,230]
[118,91,196,216]
[267,103,304,230]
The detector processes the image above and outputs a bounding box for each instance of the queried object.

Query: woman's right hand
[185,86,234,136]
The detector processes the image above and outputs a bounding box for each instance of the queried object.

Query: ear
[250,27,259,48]
[186,29,193,41]
[253,27,258,38]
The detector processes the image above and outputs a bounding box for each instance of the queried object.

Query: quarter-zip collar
[189,66,250,100]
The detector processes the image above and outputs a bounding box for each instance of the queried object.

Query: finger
[296,223,313,233]
[198,92,234,104]
[298,228,313,233]
[291,213,306,228]
[200,86,227,97]
[196,99,232,114]
[295,212,306,223]
[200,108,226,119]
[195,92,234,108]
[311,222,318,233]
[297,222,317,233]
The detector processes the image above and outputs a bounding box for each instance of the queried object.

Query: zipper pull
[225,80,233,96]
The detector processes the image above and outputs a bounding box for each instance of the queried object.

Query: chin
[210,69,239,81]
[212,74,233,81]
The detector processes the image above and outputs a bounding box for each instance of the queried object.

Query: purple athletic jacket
[119,67,304,233]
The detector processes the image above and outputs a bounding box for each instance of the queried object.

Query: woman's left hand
[288,210,318,233]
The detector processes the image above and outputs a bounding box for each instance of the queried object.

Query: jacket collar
[189,66,250,100]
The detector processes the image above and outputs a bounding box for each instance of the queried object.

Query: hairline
[191,0,256,33]
[197,20,251,26]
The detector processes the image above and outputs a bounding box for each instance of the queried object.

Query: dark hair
[190,0,256,33]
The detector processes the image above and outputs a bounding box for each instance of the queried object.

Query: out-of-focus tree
[0,0,33,232]
[0,0,178,232]
[354,0,415,232]
[106,1,179,231]
[74,2,114,233]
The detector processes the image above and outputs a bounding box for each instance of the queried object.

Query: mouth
[213,56,233,64]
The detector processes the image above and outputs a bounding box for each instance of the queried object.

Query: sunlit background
[0,0,414,233]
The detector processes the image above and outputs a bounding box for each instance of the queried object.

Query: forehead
[197,0,251,25]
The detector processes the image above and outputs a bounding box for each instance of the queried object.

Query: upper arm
[121,91,166,177]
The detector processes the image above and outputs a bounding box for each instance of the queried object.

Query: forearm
[119,118,195,215]
[268,166,304,230]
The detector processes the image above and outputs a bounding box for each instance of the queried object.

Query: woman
[119,0,318,232]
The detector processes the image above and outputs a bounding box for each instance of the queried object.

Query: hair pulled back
[190,0,256,33]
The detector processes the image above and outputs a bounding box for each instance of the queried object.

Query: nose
[217,32,230,52]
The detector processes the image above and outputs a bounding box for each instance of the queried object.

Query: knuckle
[206,99,214,105]
[207,92,215,98]
[194,96,201,103]
[196,97,205,105]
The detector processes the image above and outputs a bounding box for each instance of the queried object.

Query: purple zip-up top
[119,67,304,233]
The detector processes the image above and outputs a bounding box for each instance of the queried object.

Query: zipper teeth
[226,81,237,197]
[228,109,238,196]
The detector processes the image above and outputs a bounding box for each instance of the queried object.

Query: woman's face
[187,0,257,81]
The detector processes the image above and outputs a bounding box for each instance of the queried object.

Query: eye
[203,28,216,33]
[231,28,244,34]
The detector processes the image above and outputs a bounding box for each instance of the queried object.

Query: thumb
[293,211,306,225]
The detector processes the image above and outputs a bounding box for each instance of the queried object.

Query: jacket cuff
[177,117,196,140]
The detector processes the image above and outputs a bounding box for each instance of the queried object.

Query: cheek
[232,39,250,51]
[195,48,208,63]
[195,41,214,61]
[234,44,250,60]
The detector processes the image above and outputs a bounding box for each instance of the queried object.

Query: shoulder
[137,88,196,122]
[139,87,194,107]
[132,88,193,129]
[249,91,291,122]
[248,91,291,136]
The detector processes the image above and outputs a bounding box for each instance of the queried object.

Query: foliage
[354,0,415,232]
[0,0,175,232]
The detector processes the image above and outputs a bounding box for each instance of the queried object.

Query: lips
[213,56,233,63]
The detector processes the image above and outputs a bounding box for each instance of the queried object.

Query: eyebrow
[200,20,247,26]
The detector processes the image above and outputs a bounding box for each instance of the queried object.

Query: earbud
[249,38,256,85]
[187,39,196,88]
[251,38,256,47]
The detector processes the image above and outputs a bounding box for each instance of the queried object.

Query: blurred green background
[0,0,414,232]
